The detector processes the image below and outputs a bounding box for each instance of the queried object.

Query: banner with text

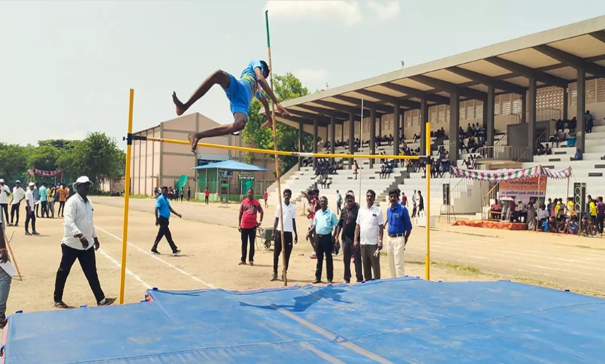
[499,176,547,197]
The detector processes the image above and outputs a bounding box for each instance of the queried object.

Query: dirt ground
[3,200,496,315]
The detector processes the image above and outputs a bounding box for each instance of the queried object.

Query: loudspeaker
[573,182,586,214]
[443,183,450,205]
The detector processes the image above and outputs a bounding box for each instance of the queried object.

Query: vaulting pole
[119,88,134,304]
[265,10,288,285]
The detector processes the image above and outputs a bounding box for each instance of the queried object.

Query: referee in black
[335,191,363,283]
[271,189,298,281]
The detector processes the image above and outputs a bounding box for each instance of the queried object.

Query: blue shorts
[224,74,252,117]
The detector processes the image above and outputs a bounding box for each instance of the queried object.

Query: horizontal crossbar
[134,135,421,160]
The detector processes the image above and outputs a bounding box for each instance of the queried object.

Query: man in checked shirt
[334,191,362,284]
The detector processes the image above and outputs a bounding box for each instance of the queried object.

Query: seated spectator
[565,216,579,235]
[570,148,583,161]
[490,200,502,220]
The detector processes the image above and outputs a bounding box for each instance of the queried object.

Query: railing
[535,129,549,145]
[476,145,531,162]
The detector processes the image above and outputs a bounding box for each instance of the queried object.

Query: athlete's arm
[258,94,272,122]
[254,67,290,116]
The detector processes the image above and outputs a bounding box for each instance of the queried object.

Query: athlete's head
[260,60,270,78]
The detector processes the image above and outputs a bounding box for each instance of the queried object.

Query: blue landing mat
[3,278,604,363]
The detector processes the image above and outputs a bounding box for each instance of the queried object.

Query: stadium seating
[271,110,605,216]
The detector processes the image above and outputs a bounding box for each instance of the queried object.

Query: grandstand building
[269,16,605,215]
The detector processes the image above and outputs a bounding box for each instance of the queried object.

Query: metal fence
[195,178,275,202]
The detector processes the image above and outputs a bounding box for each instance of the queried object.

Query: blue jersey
[240,59,264,100]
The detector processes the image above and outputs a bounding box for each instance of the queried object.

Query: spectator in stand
[585,110,593,133]
[571,148,583,161]
[238,188,263,266]
[355,190,384,281]
[335,191,362,284]
[0,180,10,224]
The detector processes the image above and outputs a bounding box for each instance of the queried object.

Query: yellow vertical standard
[425,122,431,281]
[119,88,134,304]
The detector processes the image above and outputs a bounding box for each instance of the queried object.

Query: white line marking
[97,248,151,289]
[95,225,216,289]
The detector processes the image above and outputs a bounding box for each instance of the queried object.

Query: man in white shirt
[53,176,115,308]
[271,188,298,281]
[9,181,25,226]
[355,189,384,281]
[24,182,39,236]
[0,210,12,328]
[0,179,10,224]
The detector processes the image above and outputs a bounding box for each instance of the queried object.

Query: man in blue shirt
[307,196,339,284]
[385,189,412,278]
[172,59,291,154]
[152,186,182,255]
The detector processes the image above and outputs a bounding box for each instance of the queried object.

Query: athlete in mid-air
[172,59,291,154]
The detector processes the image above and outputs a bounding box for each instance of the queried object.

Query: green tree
[29,144,61,171]
[241,72,314,175]
[0,143,29,182]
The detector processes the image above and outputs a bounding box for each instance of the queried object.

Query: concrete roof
[271,15,605,128]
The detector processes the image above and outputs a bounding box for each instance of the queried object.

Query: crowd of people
[489,194,605,236]
[235,185,417,285]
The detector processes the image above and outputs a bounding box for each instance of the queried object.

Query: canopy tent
[191,160,270,172]
[449,165,572,181]
[191,160,271,202]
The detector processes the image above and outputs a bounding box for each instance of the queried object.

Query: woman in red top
[238,188,263,265]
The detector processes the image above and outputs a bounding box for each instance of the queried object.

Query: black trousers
[10,203,19,225]
[25,209,36,232]
[54,244,105,303]
[41,201,48,217]
[315,234,334,282]
[240,228,256,262]
[597,215,605,234]
[152,216,178,253]
[343,240,363,283]
[273,231,293,274]
[58,201,65,216]
[0,203,8,224]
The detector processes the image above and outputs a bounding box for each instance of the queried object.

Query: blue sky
[1,0,604,149]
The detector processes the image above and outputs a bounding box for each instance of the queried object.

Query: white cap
[74,176,93,186]
[0,179,4,183]
[29,182,35,187]
[15,180,20,184]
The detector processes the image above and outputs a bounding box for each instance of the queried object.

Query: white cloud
[366,0,400,21]
[265,1,362,26]
[294,68,330,90]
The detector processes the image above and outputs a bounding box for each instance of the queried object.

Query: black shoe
[172,250,181,256]
[151,249,160,254]
[54,301,69,309]
[32,231,40,235]
[25,231,31,236]
[271,273,278,281]
[313,279,321,284]
[98,297,116,306]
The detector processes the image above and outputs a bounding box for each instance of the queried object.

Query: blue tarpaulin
[3,278,604,363]
[191,160,270,172]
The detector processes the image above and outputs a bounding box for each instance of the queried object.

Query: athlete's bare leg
[188,112,247,154]
[172,70,231,116]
